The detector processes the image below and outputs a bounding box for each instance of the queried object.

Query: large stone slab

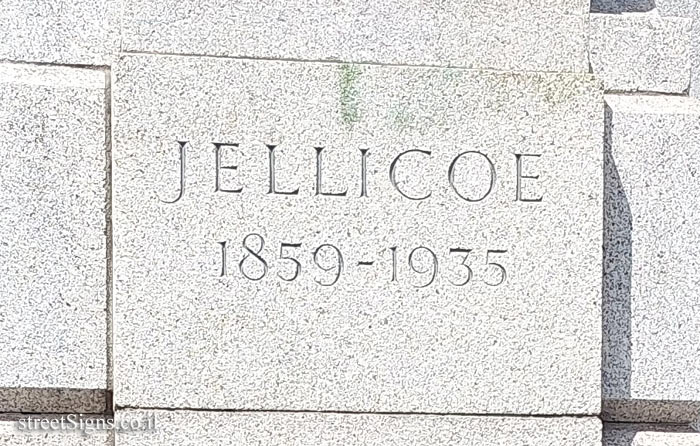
[605,424,700,446]
[589,14,692,93]
[0,0,119,65]
[0,63,108,412]
[603,94,700,423]
[113,54,603,413]
[121,0,589,72]
[116,410,601,445]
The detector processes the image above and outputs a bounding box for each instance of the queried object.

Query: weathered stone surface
[116,410,601,445]
[121,0,589,72]
[0,416,111,445]
[589,14,691,93]
[605,424,700,446]
[0,63,108,410]
[113,54,603,413]
[604,94,700,422]
[0,0,119,65]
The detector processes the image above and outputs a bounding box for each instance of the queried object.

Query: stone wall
[0,1,697,444]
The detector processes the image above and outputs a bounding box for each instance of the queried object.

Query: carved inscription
[156,140,543,283]
[219,234,508,288]
[158,141,544,203]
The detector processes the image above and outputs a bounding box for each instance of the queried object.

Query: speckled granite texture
[0,0,119,65]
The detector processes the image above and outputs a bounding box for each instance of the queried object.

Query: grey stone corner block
[0,415,111,445]
[590,1,700,97]
[654,1,700,98]
[603,94,700,423]
[0,63,108,412]
[0,0,120,66]
[122,0,589,72]
[115,410,602,446]
[113,54,603,414]
[605,424,700,446]
[589,13,692,93]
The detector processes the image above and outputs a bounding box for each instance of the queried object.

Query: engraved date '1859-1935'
[218,234,508,288]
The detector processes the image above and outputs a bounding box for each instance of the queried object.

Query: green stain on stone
[390,106,414,131]
[339,64,362,125]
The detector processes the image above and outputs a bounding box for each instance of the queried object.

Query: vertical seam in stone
[586,10,593,74]
[119,0,125,55]
[104,67,114,417]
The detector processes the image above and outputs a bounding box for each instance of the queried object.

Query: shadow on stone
[602,102,700,425]
[591,0,656,13]
[603,399,700,424]
[0,387,109,414]
[603,102,633,403]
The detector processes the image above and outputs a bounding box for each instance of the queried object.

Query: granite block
[654,1,700,98]
[0,63,108,411]
[604,94,700,422]
[590,14,692,93]
[113,54,603,413]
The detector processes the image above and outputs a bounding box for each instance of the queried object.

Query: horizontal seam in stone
[115,406,600,418]
[118,50,590,76]
[0,58,109,71]
[603,89,690,97]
